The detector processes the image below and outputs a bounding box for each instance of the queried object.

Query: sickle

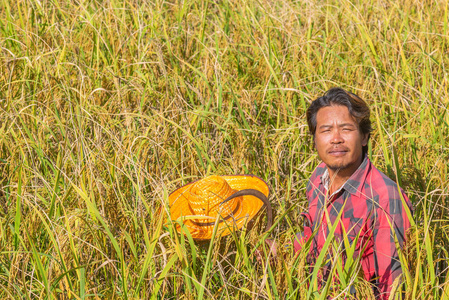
[192,189,272,233]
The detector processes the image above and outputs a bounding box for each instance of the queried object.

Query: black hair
[306,87,372,153]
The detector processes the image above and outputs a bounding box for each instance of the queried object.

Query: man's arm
[293,212,313,252]
[373,192,412,299]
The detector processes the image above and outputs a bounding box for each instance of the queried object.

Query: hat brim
[169,175,270,240]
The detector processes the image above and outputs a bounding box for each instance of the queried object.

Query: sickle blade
[192,189,272,233]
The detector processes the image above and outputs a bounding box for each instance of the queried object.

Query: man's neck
[326,172,349,196]
[326,156,364,195]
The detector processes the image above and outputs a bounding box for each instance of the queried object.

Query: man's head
[306,88,372,174]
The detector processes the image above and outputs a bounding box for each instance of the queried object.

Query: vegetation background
[1,0,448,298]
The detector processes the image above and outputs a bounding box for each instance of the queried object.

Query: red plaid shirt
[294,155,413,299]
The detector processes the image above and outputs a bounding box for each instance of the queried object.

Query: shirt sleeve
[373,190,411,299]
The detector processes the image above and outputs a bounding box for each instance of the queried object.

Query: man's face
[314,105,369,175]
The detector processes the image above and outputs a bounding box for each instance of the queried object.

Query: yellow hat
[169,175,271,240]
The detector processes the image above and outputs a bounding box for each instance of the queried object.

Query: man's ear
[361,133,369,147]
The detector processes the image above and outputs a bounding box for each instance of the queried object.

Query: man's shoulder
[366,161,408,203]
[306,162,326,194]
[369,163,398,187]
[309,161,327,183]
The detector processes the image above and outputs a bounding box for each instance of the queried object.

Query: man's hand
[255,239,277,263]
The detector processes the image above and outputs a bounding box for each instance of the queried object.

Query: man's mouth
[328,148,349,156]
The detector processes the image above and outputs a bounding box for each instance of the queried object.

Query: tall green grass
[0,0,448,298]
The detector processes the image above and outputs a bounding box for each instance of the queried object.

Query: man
[293,87,413,298]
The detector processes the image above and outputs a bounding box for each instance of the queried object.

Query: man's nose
[330,130,344,143]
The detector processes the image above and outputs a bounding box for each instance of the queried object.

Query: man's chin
[327,163,350,172]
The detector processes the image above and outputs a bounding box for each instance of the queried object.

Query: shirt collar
[320,154,370,197]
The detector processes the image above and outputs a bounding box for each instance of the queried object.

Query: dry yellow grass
[0,0,448,298]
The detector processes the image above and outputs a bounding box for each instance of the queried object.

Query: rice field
[0,0,448,298]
